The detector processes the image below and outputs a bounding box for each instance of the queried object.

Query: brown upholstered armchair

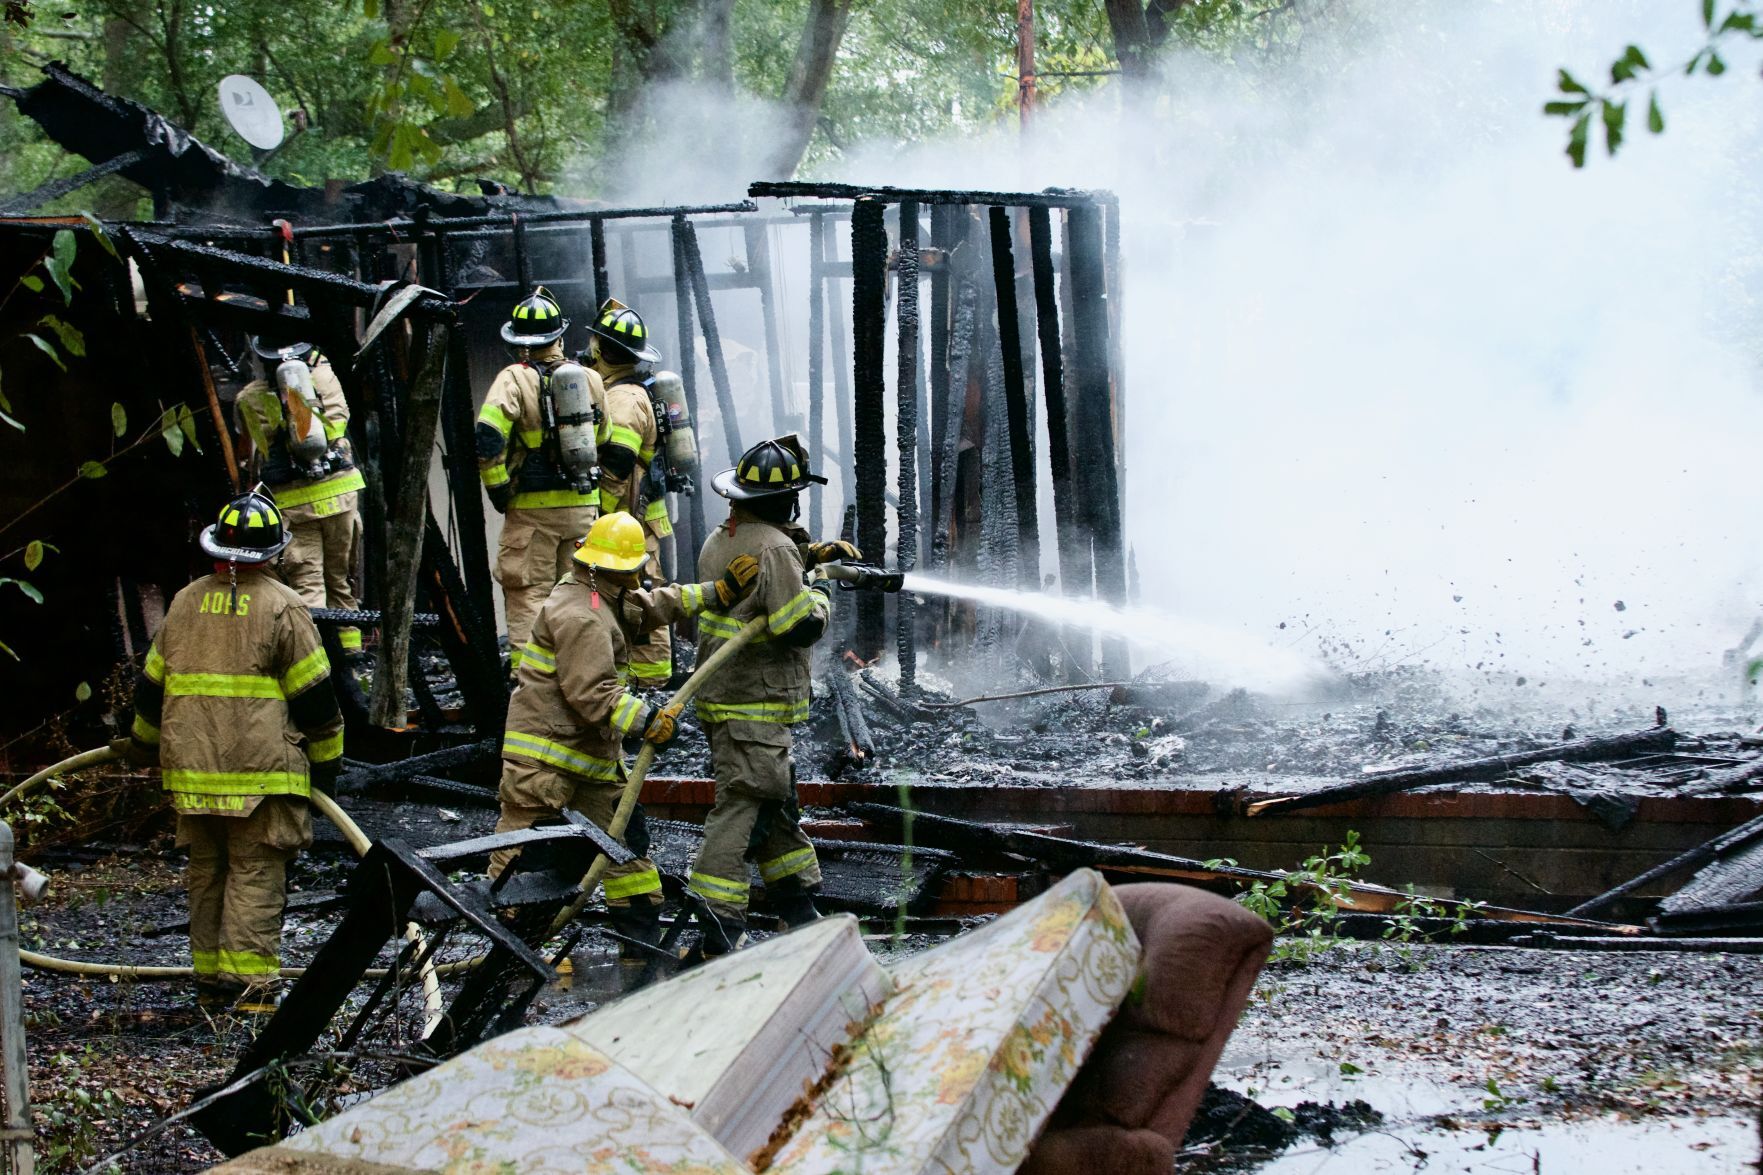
[1021,882,1275,1174]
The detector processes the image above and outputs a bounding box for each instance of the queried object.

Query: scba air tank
[650,370,698,478]
[275,359,331,476]
[549,360,600,493]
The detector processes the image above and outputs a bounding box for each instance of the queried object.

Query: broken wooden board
[1246,726,1677,817]
[1571,812,1763,918]
[851,803,1625,928]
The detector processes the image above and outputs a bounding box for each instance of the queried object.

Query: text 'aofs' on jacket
[130,568,342,813]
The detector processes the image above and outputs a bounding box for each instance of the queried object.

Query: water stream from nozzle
[896,572,1330,694]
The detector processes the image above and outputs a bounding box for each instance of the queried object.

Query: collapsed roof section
[0,62,560,222]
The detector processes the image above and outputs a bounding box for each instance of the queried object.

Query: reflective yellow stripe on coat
[501,731,622,781]
[694,699,810,725]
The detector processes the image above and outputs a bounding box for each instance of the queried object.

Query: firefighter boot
[698,908,749,959]
[768,877,822,931]
[608,900,664,965]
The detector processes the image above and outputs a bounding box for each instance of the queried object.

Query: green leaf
[1556,69,1588,95]
[52,228,75,271]
[0,370,15,432]
[79,213,118,259]
[110,401,126,437]
[1271,1107,1296,1124]
[74,681,91,703]
[23,540,44,571]
[363,0,379,17]
[177,403,202,452]
[78,460,106,479]
[160,406,185,457]
[1339,1061,1365,1076]
[41,256,72,305]
[368,39,397,67]
[19,275,42,293]
[38,315,85,359]
[1567,113,1591,168]
[0,636,16,661]
[1602,100,1626,156]
[1703,0,1716,28]
[1706,52,1727,75]
[0,578,43,604]
[434,29,461,59]
[1648,91,1665,134]
[23,333,65,371]
[442,77,475,117]
[1543,100,1587,117]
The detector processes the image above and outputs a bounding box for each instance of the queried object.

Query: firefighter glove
[486,482,513,514]
[309,757,341,794]
[643,701,684,747]
[808,570,832,599]
[110,734,157,769]
[803,540,862,568]
[665,470,695,495]
[713,554,760,607]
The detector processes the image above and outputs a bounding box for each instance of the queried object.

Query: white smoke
[828,0,1763,691]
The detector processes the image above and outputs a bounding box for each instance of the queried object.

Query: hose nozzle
[821,562,905,593]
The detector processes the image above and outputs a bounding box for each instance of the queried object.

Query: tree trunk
[759,0,855,179]
[1101,0,1153,102]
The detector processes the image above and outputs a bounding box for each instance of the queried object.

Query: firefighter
[582,300,677,686]
[490,511,758,951]
[127,491,343,1012]
[686,435,859,955]
[476,287,605,666]
[233,338,366,664]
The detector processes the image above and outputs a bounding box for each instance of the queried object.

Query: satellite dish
[217,75,285,151]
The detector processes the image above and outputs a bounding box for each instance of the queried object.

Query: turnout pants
[688,722,822,921]
[489,759,661,908]
[496,505,598,664]
[278,506,364,655]
[177,797,312,992]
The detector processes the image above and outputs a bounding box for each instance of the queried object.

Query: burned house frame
[0,64,1131,761]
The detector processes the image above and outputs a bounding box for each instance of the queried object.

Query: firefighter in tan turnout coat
[233,338,366,662]
[582,300,677,687]
[491,511,757,950]
[476,288,606,666]
[128,492,343,1011]
[688,435,860,954]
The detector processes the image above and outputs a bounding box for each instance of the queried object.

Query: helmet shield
[711,433,827,500]
[250,336,314,362]
[501,286,569,347]
[573,511,649,572]
[585,300,662,364]
[199,491,291,563]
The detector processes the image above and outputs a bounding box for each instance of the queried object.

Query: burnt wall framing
[749,182,1126,682]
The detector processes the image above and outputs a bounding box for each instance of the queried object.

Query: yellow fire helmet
[574,511,649,572]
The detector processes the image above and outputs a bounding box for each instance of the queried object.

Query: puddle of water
[1249,1114,1759,1173]
[1215,1035,1474,1119]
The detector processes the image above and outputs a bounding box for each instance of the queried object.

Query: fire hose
[1,747,459,996]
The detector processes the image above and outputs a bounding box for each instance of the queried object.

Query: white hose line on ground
[8,750,460,1002]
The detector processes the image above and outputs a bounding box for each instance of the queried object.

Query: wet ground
[11,664,1763,1171]
[17,846,1762,1173]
